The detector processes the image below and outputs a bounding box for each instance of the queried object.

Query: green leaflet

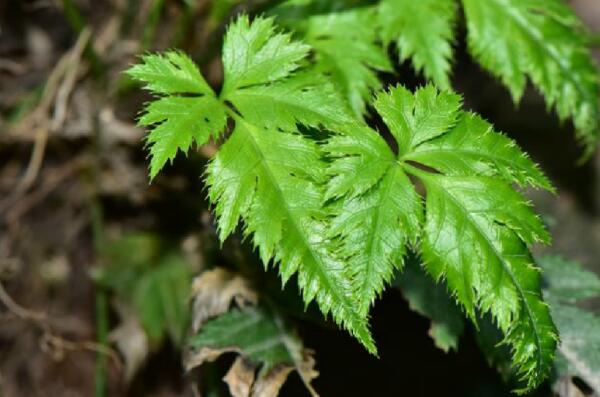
[302,7,392,116]
[325,122,422,315]
[472,259,600,391]
[226,71,353,130]
[127,52,226,179]
[374,85,462,155]
[326,84,557,391]
[539,255,600,392]
[378,0,457,89]
[206,118,374,352]
[127,51,213,95]
[461,0,600,149]
[404,112,553,191]
[416,173,556,391]
[128,15,375,353]
[220,14,310,96]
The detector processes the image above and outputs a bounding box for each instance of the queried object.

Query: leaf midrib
[406,166,544,371]
[438,178,543,371]
[356,165,401,315]
[228,89,345,126]
[231,115,367,345]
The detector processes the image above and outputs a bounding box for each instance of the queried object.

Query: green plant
[126,1,600,394]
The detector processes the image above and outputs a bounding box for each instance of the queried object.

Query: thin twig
[13,128,48,195]
[0,280,122,369]
[2,155,89,224]
[51,28,91,132]
[0,280,46,322]
[0,29,92,216]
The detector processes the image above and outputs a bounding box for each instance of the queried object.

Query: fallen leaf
[190,268,258,332]
[252,364,294,397]
[109,303,149,381]
[186,280,318,397]
[224,357,257,397]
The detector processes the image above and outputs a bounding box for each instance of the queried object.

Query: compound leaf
[129,15,374,352]
[327,84,557,391]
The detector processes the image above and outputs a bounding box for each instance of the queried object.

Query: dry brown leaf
[184,345,241,372]
[224,357,257,397]
[252,365,295,397]
[109,303,149,381]
[190,268,258,332]
[223,358,296,397]
[294,351,319,395]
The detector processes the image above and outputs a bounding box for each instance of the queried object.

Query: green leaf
[539,255,600,392]
[95,234,191,346]
[133,255,191,345]
[127,52,227,179]
[378,0,457,89]
[395,258,464,352]
[461,0,600,149]
[199,15,370,352]
[325,124,422,315]
[302,7,392,116]
[373,85,462,155]
[227,71,353,130]
[221,15,310,96]
[404,112,553,191]
[127,51,213,95]
[141,95,227,179]
[206,118,375,353]
[326,84,557,391]
[190,307,303,371]
[188,306,319,395]
[416,173,556,391]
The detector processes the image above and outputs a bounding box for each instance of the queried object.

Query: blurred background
[0,1,599,396]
